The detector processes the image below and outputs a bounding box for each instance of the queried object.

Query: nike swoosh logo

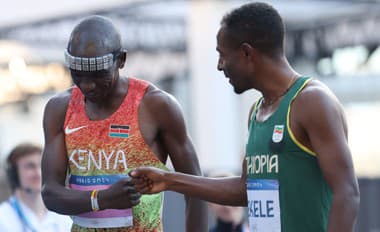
[65,125,87,135]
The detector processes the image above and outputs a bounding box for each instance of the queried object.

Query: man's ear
[119,49,127,69]
[240,42,255,59]
[240,42,262,65]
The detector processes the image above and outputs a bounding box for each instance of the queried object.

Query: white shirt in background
[0,196,72,232]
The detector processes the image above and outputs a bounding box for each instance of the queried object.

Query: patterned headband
[64,49,121,71]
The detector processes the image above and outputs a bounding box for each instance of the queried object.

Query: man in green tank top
[130,2,360,232]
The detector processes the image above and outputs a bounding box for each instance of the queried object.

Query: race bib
[70,174,133,228]
[247,179,281,232]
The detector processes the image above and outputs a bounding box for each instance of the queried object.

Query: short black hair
[221,2,285,56]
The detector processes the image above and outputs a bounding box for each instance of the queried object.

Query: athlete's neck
[87,76,129,108]
[84,77,130,121]
[258,58,299,106]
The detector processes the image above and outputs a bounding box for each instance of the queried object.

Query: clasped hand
[99,177,141,209]
[99,168,168,210]
[129,167,169,194]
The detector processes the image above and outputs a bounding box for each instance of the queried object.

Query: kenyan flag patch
[109,125,130,138]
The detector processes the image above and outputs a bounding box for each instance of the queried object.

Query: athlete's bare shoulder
[291,78,346,131]
[45,88,74,112]
[43,87,75,128]
[142,83,181,111]
[140,82,185,130]
[294,78,342,109]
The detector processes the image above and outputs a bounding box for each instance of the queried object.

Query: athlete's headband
[64,49,121,71]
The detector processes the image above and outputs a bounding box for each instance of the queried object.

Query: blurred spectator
[207,171,249,232]
[0,143,72,231]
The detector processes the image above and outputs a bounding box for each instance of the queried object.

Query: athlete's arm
[141,90,208,232]
[292,81,360,232]
[131,160,248,206]
[41,92,140,215]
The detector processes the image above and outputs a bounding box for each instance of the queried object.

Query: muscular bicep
[297,85,360,230]
[164,103,201,174]
[153,93,201,175]
[145,90,208,231]
[296,86,356,192]
[42,96,69,188]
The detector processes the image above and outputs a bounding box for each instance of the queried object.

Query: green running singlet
[245,77,332,232]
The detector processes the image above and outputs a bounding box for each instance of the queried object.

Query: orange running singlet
[64,78,167,232]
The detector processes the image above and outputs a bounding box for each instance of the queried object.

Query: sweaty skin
[130,3,359,232]
[41,15,207,232]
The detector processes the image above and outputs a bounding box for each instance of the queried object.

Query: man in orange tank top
[41,15,207,232]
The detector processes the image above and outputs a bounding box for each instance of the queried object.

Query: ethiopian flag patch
[109,125,130,138]
[272,125,284,143]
